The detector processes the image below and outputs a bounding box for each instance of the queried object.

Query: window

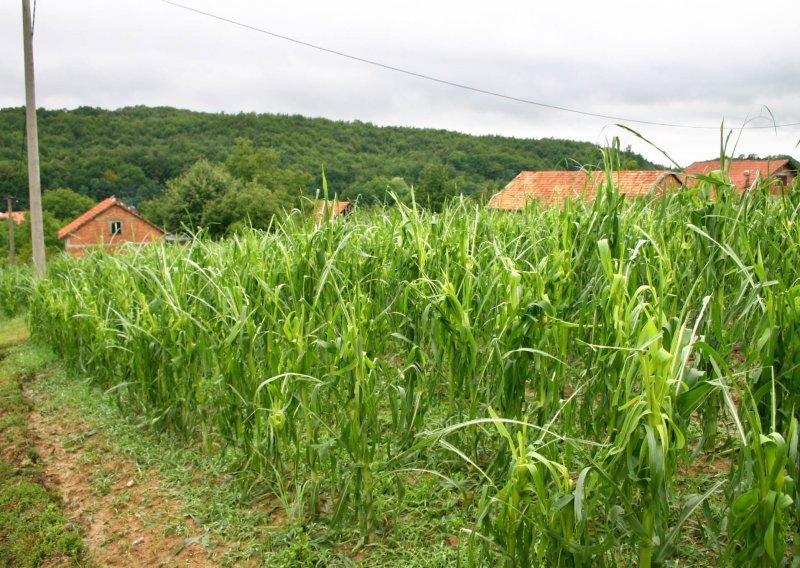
[109,220,123,235]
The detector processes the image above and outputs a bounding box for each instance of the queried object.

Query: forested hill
[0,105,659,206]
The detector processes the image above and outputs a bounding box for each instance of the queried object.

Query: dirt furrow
[27,402,218,567]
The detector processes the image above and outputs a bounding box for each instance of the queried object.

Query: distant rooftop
[0,211,25,224]
[311,199,352,222]
[487,170,682,209]
[685,159,795,190]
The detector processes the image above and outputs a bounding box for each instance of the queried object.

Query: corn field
[0,265,32,318]
[18,170,800,566]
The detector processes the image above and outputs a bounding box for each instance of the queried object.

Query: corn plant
[727,390,796,567]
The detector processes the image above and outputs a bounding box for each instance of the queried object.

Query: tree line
[0,105,661,252]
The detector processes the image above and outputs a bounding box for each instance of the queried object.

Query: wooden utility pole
[7,197,15,265]
[22,0,46,278]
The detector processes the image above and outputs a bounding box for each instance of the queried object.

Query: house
[487,170,683,209]
[57,196,164,257]
[684,159,797,193]
[0,211,25,224]
[311,199,353,223]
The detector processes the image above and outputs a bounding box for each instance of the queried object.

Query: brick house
[57,196,164,257]
[684,159,797,193]
[487,170,683,209]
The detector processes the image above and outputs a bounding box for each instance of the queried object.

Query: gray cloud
[1,0,798,166]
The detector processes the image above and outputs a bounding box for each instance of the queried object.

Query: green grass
[0,318,87,568]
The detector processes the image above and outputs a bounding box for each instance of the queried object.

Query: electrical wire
[161,0,800,132]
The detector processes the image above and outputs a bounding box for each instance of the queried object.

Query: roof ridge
[57,197,120,239]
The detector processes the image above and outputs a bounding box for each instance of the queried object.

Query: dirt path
[27,399,219,567]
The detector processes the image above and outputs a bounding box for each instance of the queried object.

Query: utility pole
[7,197,15,265]
[22,0,46,278]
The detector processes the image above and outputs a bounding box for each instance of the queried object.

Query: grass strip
[0,317,87,567]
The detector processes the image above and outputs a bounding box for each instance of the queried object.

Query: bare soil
[26,401,219,567]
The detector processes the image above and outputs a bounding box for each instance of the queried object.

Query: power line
[161,0,800,132]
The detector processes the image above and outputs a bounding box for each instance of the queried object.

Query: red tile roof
[311,199,352,222]
[684,159,793,190]
[57,196,163,239]
[487,170,682,209]
[0,211,25,224]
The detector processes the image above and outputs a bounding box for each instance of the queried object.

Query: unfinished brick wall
[771,167,797,194]
[62,204,163,257]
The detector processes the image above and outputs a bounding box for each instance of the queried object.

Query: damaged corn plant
[26,155,800,565]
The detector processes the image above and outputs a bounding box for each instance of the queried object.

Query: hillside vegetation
[0,105,658,208]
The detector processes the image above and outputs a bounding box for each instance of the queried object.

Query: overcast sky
[2,0,799,167]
